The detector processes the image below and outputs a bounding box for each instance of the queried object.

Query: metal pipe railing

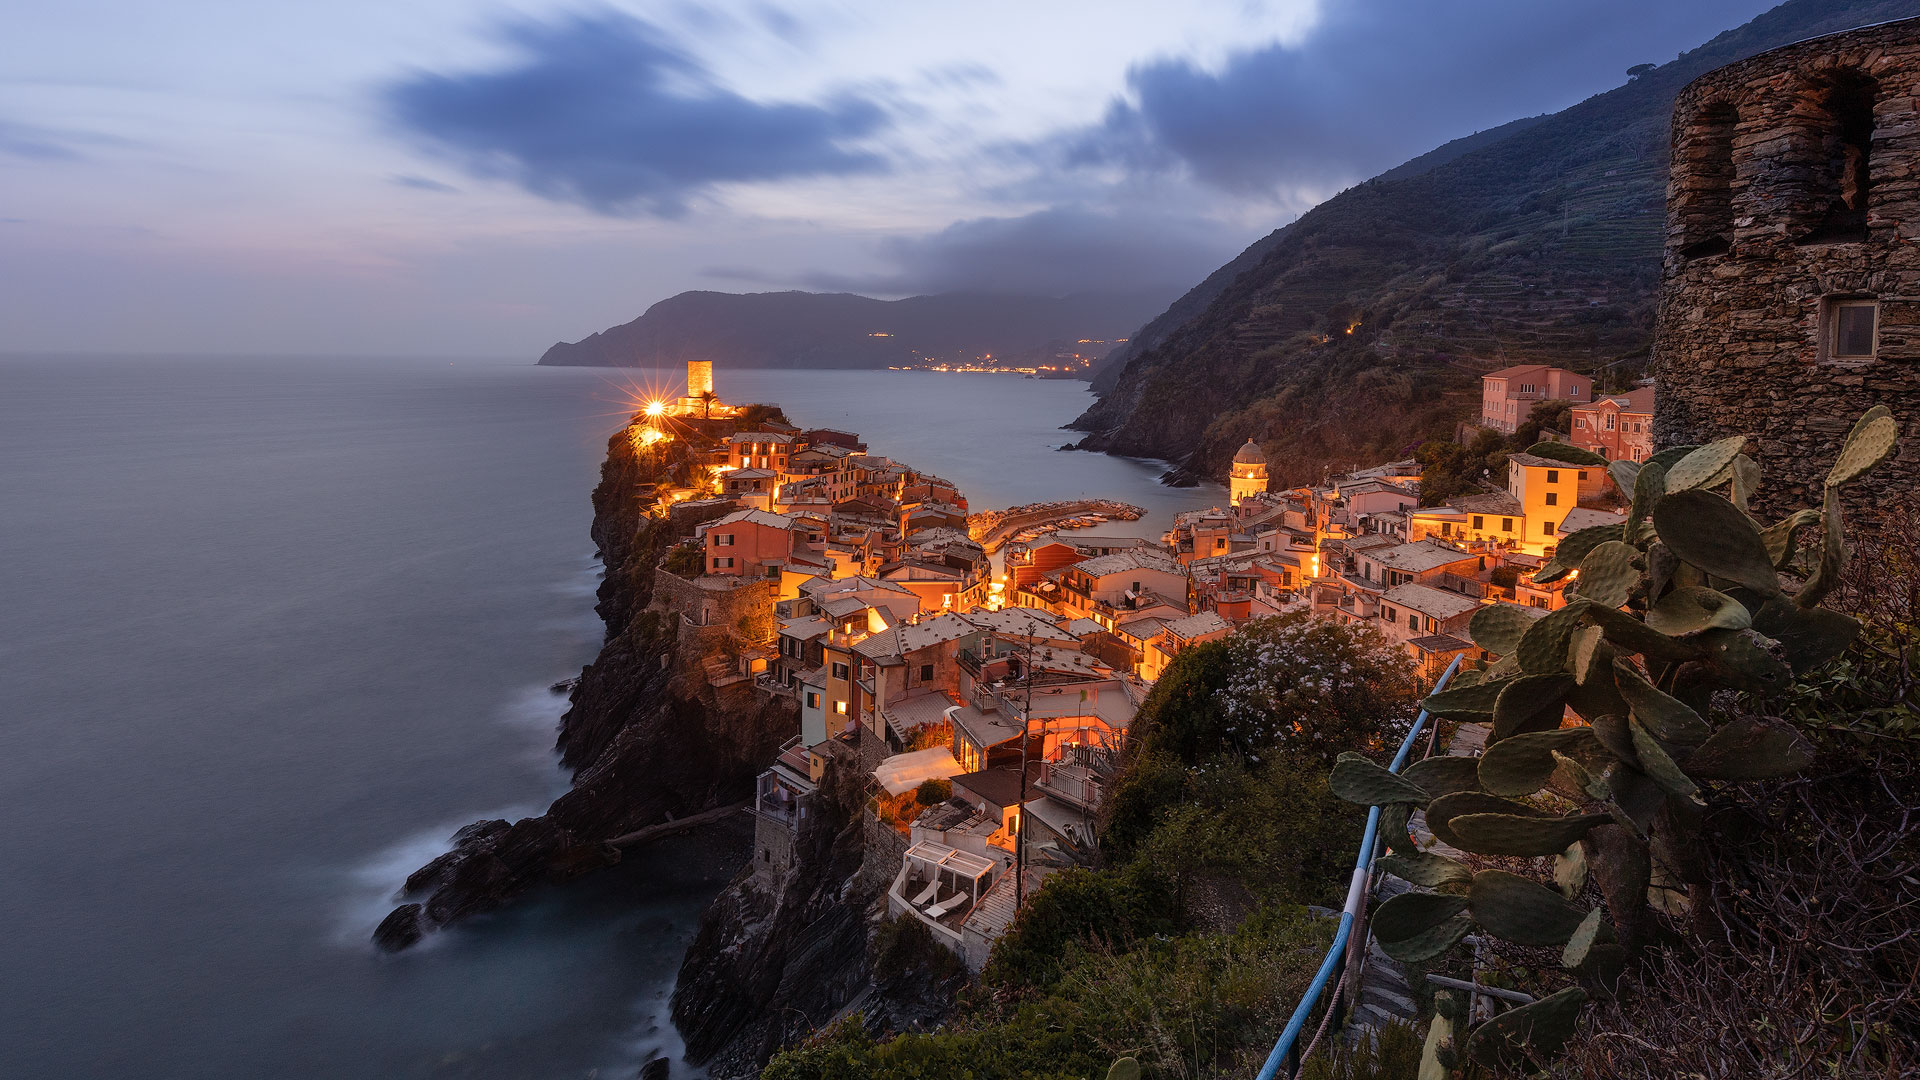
[1253,652,1465,1080]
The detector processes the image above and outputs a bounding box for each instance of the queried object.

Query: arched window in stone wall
[1676,102,1738,258]
[1797,69,1878,245]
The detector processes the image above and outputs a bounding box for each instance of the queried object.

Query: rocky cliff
[376,422,796,948]
[1071,0,1920,488]
[671,764,964,1078]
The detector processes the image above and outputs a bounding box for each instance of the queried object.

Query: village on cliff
[623,354,1664,971]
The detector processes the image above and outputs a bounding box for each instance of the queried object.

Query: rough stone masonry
[1653,16,1920,516]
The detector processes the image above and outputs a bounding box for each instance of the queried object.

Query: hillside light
[645,400,665,417]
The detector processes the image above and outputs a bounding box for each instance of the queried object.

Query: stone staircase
[1344,720,1489,1044]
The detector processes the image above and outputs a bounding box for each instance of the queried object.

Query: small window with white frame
[1827,298,1878,360]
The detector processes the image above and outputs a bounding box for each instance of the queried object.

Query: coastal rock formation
[381,423,796,940]
[671,763,964,1078]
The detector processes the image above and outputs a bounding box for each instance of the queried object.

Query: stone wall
[858,811,911,896]
[1654,18,1920,517]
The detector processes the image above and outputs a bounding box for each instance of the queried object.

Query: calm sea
[0,355,1222,1080]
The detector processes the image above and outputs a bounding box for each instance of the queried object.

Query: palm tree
[699,390,716,419]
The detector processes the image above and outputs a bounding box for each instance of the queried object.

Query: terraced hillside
[1072,0,1920,487]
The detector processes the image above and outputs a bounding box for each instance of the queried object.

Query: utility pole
[1014,617,1038,910]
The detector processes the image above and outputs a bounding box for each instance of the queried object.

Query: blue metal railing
[1254,653,1465,1080]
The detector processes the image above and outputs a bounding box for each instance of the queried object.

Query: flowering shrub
[1215,612,1418,767]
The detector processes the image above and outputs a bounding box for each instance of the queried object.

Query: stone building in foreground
[1653,17,1920,513]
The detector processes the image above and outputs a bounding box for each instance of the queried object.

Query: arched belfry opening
[1797,69,1878,245]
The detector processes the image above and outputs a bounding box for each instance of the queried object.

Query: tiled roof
[1381,582,1480,619]
[1162,612,1232,639]
[1071,549,1186,578]
[710,508,800,529]
[1372,541,1480,573]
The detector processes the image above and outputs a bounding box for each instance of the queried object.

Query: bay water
[0,356,1221,1079]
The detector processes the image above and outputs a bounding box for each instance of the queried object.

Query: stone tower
[686,360,714,399]
[1653,18,1920,515]
[1230,439,1268,506]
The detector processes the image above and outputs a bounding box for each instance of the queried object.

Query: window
[1472,515,1485,530]
[714,533,734,546]
[1604,414,1616,431]
[712,557,734,569]
[1543,520,1556,536]
[1407,612,1418,629]
[1829,299,1878,359]
[834,700,848,715]
[831,662,849,680]
[1546,492,1559,507]
[805,692,820,709]
[1214,538,1226,550]
[1382,605,1395,622]
[920,663,934,683]
[1578,471,1588,481]
[1502,517,1513,532]
[1574,417,1585,429]
[1546,469,1560,483]
[1631,447,1645,462]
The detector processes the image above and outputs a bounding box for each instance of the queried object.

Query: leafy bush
[913,779,952,806]
[871,914,967,984]
[661,541,703,577]
[982,862,1180,989]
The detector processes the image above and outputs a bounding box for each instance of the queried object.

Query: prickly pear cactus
[1334,410,1900,1069]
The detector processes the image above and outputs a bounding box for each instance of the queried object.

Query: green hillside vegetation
[1071,0,1920,488]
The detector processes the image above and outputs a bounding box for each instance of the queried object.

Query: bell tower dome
[1230,439,1268,506]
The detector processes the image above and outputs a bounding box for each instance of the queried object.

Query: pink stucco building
[1480,365,1593,433]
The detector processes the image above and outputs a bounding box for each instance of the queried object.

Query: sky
[1,0,1782,357]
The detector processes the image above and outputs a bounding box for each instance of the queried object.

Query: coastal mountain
[537,289,1168,370]
[1073,0,1920,486]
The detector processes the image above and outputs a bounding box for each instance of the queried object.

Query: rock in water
[373,904,424,952]
[638,1056,670,1080]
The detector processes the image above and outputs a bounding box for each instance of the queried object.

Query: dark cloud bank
[383,1,1775,297]
[383,11,888,216]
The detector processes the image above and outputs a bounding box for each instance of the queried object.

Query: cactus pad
[1751,599,1860,674]
[1493,673,1576,741]
[1426,791,1544,850]
[1469,869,1591,944]
[1373,890,1469,944]
[1464,987,1590,1071]
[1681,714,1815,781]
[1827,409,1898,487]
[1614,662,1711,744]
[1646,585,1751,636]
[1421,676,1509,720]
[1402,755,1483,798]
[1628,717,1699,799]
[1477,726,1600,796]
[1652,489,1782,595]
[1575,541,1639,609]
[1330,752,1429,806]
[1450,811,1612,857]
[1107,1058,1140,1080]
[1378,849,1472,889]
[1380,912,1473,964]
[1469,603,1538,656]
[1663,434,1748,491]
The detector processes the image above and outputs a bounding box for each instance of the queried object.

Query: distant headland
[534,288,1170,377]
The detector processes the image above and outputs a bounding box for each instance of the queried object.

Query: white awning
[873,747,964,795]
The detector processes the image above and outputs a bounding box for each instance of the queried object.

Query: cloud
[382,10,891,216]
[1054,0,1773,195]
[731,206,1244,297]
[390,174,458,193]
[0,118,123,162]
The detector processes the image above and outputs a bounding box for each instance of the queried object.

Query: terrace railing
[1253,653,1463,1080]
